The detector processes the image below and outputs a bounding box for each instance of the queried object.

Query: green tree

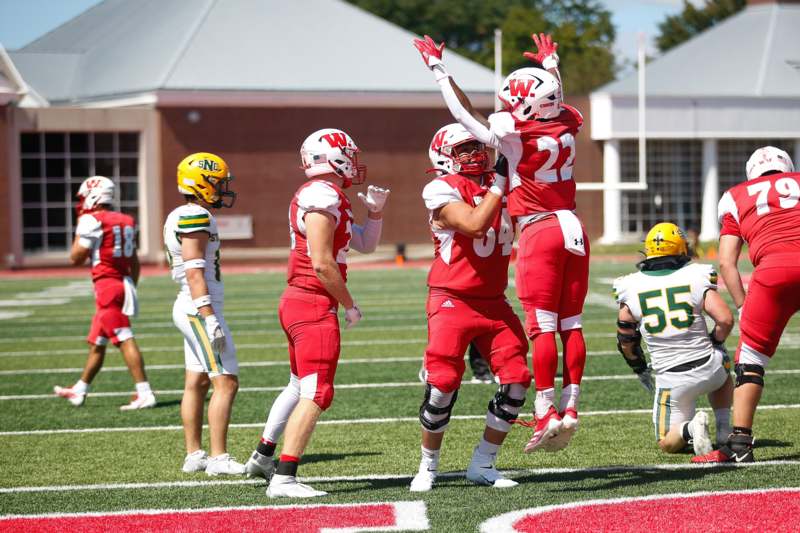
[346,0,615,94]
[656,0,745,53]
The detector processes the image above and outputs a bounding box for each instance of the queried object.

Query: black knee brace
[419,384,458,432]
[487,384,527,423]
[735,363,765,388]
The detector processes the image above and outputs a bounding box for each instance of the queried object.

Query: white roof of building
[7,0,495,105]
[596,2,800,98]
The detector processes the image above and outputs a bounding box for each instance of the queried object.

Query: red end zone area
[479,488,800,532]
[0,501,428,533]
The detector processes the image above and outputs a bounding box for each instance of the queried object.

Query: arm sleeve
[349,217,382,254]
[612,276,628,306]
[297,182,342,226]
[175,205,212,234]
[692,264,719,306]
[75,214,102,250]
[437,77,503,149]
[719,213,741,237]
[422,179,462,211]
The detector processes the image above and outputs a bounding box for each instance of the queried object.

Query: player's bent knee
[313,383,335,410]
[419,384,458,433]
[559,314,582,331]
[657,438,682,454]
[486,383,527,432]
[734,363,765,388]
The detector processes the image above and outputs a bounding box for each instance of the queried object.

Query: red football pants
[279,286,340,410]
[87,277,132,346]
[423,290,531,393]
[737,258,800,360]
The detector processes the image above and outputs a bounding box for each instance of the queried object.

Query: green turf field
[1,261,799,530]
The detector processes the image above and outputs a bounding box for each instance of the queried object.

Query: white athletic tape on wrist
[193,295,212,308]
[489,185,504,197]
[433,64,450,82]
[184,258,206,270]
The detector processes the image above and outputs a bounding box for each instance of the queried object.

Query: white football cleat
[53,385,86,407]
[182,450,208,473]
[244,451,275,479]
[409,467,437,492]
[267,474,327,498]
[466,447,518,488]
[544,408,579,452]
[205,454,246,476]
[689,411,713,456]
[119,392,157,411]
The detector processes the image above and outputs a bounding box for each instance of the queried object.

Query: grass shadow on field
[755,439,793,449]
[301,451,382,466]
[152,400,182,409]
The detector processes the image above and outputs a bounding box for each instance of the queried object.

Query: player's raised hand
[345,304,362,329]
[357,185,391,213]
[523,33,559,70]
[204,314,226,354]
[413,35,445,69]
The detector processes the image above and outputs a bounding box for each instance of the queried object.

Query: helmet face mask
[428,123,488,176]
[498,67,562,121]
[177,152,236,208]
[76,176,115,217]
[300,128,366,188]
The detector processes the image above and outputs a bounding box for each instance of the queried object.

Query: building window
[718,139,796,193]
[20,132,140,253]
[620,140,703,236]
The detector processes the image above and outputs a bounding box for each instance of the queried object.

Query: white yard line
[2,404,799,437]
[2,460,800,496]
[6,370,800,401]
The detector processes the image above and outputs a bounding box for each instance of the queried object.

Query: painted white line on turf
[18,367,792,400]
[2,404,799,437]
[0,311,31,320]
[2,461,800,496]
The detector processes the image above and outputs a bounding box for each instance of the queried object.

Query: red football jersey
[75,210,135,282]
[287,179,353,296]
[490,104,583,217]
[423,173,514,298]
[719,171,800,267]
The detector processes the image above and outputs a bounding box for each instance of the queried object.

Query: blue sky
[0,0,690,63]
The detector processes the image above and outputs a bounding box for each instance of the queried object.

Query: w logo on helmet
[430,130,447,151]
[508,78,536,97]
[321,132,348,148]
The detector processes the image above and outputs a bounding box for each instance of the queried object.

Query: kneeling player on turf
[410,124,530,492]
[613,223,734,456]
[165,153,244,476]
[54,176,156,410]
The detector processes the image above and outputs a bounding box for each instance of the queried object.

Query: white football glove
[636,366,654,394]
[203,314,226,354]
[357,185,391,213]
[345,305,362,329]
[488,173,507,197]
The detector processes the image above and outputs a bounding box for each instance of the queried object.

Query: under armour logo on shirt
[441,300,455,308]
[574,238,584,246]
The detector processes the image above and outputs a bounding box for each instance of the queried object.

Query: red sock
[532,332,558,390]
[560,329,587,386]
[279,454,299,464]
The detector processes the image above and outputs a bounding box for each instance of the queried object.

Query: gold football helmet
[644,222,688,258]
[177,152,236,208]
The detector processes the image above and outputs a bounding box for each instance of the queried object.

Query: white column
[599,140,622,244]
[699,139,719,241]
[795,139,800,169]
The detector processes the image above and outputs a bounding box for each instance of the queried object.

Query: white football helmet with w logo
[76,175,115,216]
[498,67,561,121]
[428,123,488,176]
[746,146,794,181]
[300,128,366,188]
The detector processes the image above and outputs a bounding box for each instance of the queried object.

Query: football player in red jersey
[53,176,156,410]
[693,146,800,463]
[243,128,390,498]
[414,33,588,452]
[410,123,530,492]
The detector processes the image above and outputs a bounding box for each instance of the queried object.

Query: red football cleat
[523,406,562,453]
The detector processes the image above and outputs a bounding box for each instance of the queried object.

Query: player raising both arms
[414,33,589,452]
[411,124,530,492]
[244,129,390,498]
[54,176,155,410]
[614,223,734,456]
[165,153,244,476]
[694,147,800,463]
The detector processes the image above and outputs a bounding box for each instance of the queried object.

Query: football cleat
[119,392,157,411]
[182,450,209,473]
[409,467,438,492]
[53,385,86,407]
[267,474,327,498]
[466,447,518,488]
[523,406,562,453]
[692,432,754,463]
[544,408,578,452]
[689,411,713,456]
[205,454,246,476]
[244,451,275,480]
